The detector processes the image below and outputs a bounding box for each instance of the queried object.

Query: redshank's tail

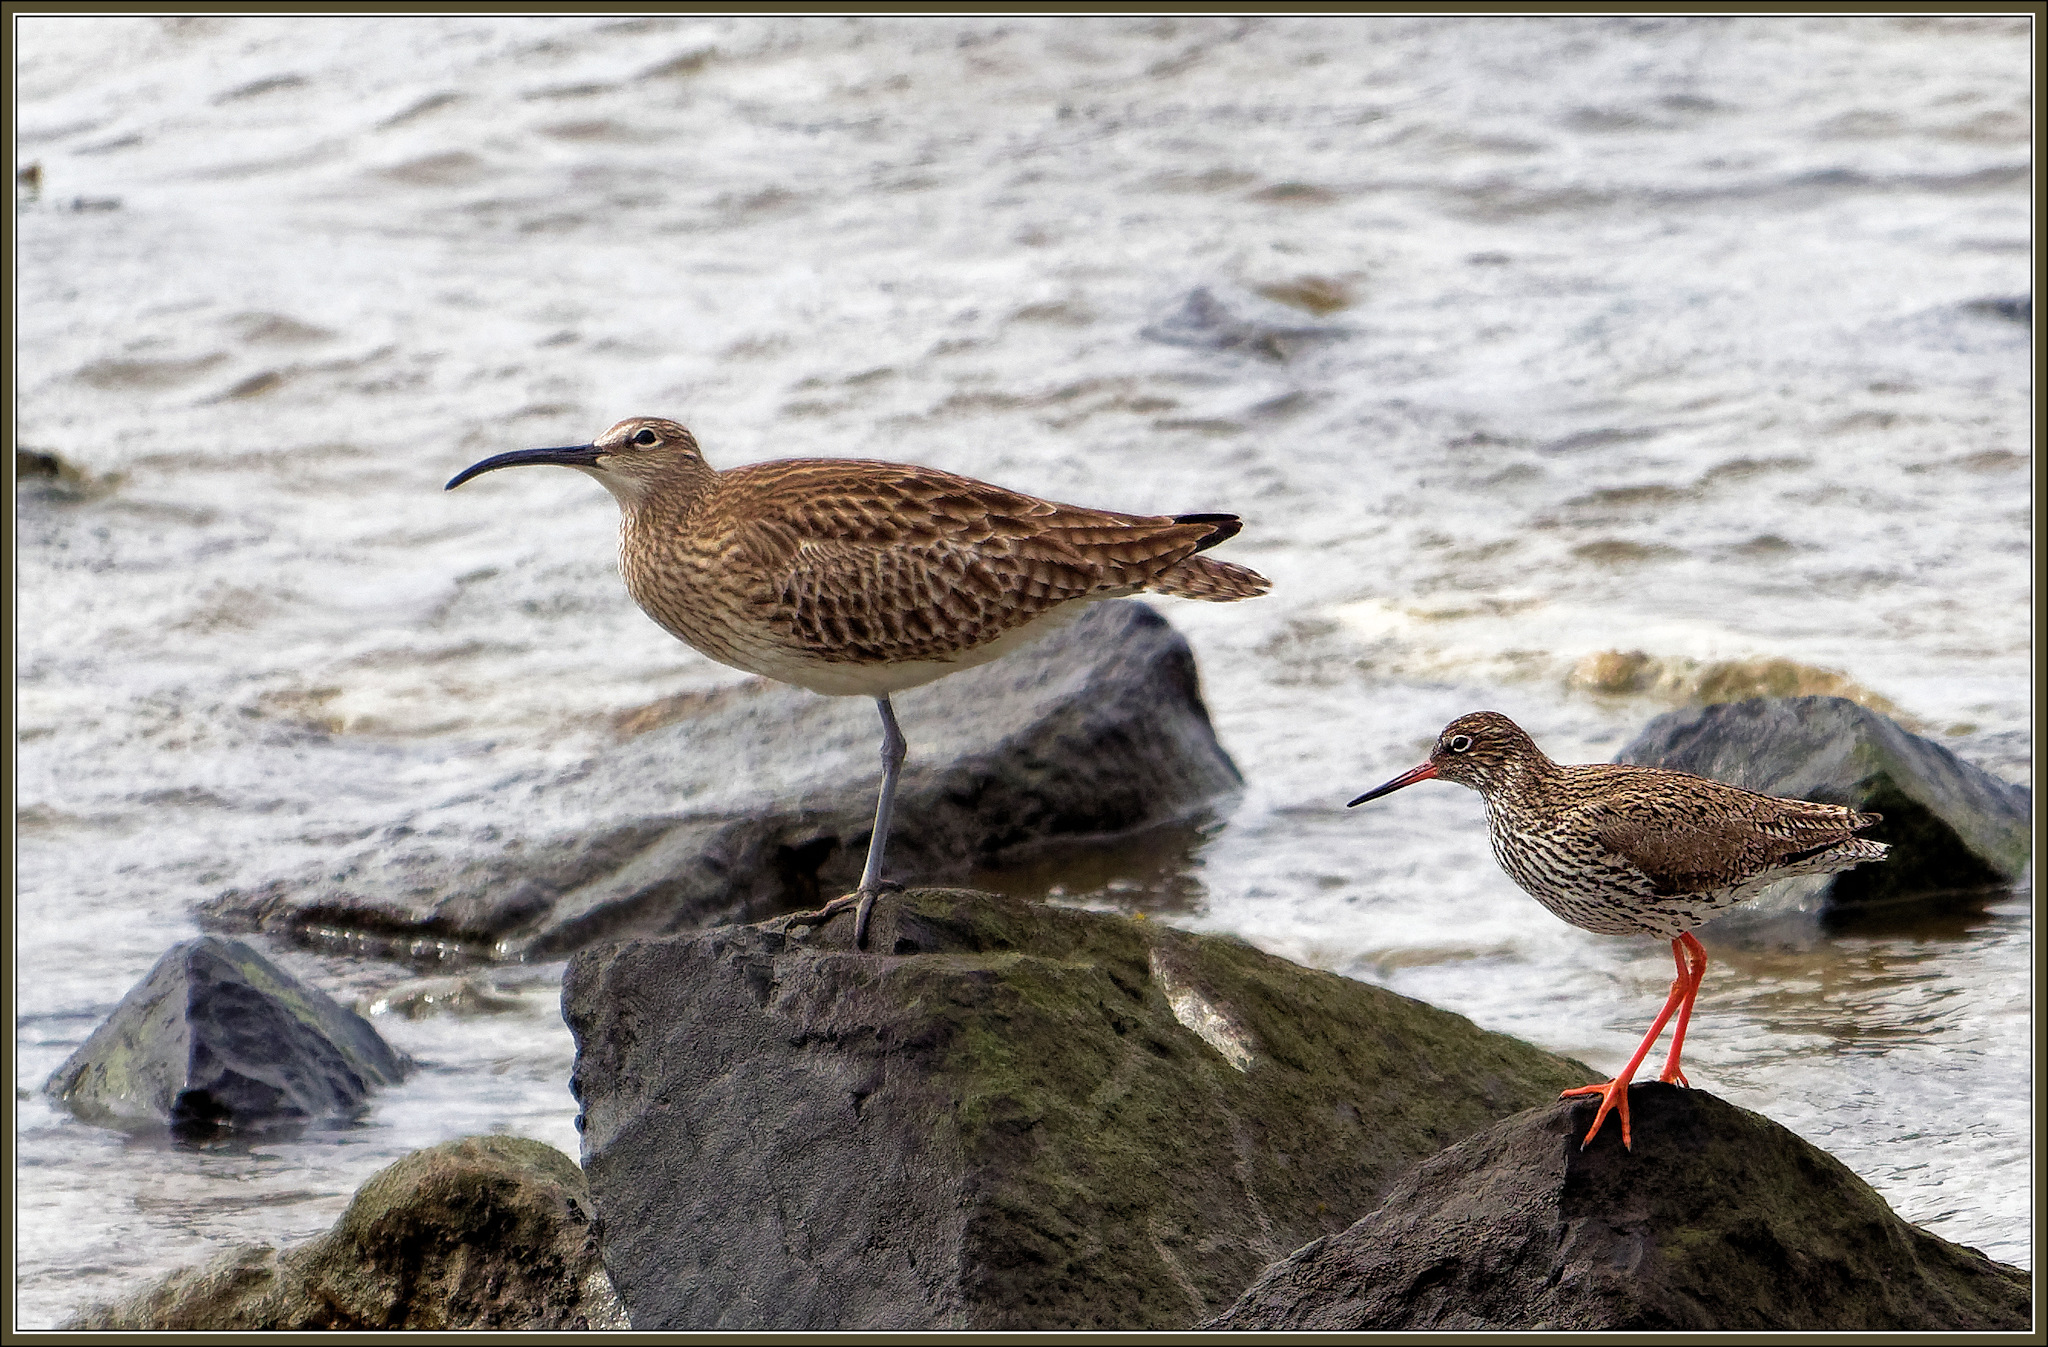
[1777,832,1890,876]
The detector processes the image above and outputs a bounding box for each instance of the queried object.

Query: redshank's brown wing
[722,459,1227,664]
[1572,772,1881,897]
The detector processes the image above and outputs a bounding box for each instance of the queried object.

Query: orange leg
[1658,932,1708,1086]
[1559,935,1694,1149]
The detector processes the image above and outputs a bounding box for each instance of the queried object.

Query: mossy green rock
[61,1135,627,1330]
[1209,1084,2030,1330]
[564,888,1594,1330]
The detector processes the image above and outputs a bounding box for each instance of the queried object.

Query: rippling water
[15,15,2032,1327]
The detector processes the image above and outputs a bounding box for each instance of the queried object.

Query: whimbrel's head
[1347,711,1545,805]
[445,417,710,508]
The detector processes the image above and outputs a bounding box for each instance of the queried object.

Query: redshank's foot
[1657,1063,1690,1087]
[1560,1077,1633,1149]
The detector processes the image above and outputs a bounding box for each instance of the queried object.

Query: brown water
[15,14,2032,1327]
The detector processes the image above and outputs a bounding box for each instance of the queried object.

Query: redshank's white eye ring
[1447,734,1473,753]
[631,428,660,448]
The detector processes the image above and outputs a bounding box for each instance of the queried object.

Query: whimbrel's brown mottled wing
[1574,771,1880,897]
[722,459,1230,664]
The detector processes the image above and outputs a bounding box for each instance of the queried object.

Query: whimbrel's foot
[849,881,907,949]
[782,894,860,933]
[1560,1077,1633,1150]
[781,882,904,950]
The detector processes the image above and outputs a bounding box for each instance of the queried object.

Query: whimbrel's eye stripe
[632,428,659,447]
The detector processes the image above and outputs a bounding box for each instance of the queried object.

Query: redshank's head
[446,417,710,507]
[1347,711,1545,806]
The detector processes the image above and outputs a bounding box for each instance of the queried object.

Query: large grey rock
[563,887,1594,1331]
[1615,696,2029,912]
[62,1135,628,1330]
[45,936,406,1132]
[199,600,1246,961]
[1207,1084,2029,1331]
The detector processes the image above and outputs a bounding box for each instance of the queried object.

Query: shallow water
[14,15,2032,1327]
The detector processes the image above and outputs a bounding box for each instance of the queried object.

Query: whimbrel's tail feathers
[1149,554,1271,602]
[1173,512,1243,551]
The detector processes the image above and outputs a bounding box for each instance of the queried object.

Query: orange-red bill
[1347,760,1438,807]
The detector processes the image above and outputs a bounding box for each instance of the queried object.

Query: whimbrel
[449,416,1270,947]
[1348,711,1888,1148]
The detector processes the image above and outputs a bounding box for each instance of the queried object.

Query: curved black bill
[445,443,601,490]
[1347,760,1438,807]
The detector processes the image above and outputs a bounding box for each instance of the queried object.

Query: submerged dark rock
[45,935,406,1133]
[1963,295,2029,325]
[61,1135,627,1330]
[1207,1084,2029,1331]
[1615,696,2029,914]
[16,445,119,501]
[563,887,1593,1331]
[199,600,1246,962]
[1140,287,1347,362]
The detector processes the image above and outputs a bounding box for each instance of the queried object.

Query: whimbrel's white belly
[646,593,1105,698]
[751,599,1099,697]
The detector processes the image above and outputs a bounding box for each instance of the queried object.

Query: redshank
[448,417,1269,948]
[1347,711,1888,1148]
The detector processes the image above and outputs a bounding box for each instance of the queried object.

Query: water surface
[15,15,2032,1327]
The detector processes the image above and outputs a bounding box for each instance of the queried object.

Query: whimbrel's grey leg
[782,696,906,949]
[850,695,907,948]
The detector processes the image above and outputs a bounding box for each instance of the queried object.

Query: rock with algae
[1569,649,1906,722]
[563,887,1594,1331]
[62,1135,628,1330]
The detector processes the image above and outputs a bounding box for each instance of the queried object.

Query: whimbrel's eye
[631,428,660,448]
[1447,734,1473,753]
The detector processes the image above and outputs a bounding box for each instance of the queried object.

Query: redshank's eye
[631,427,660,448]
[1447,734,1473,753]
